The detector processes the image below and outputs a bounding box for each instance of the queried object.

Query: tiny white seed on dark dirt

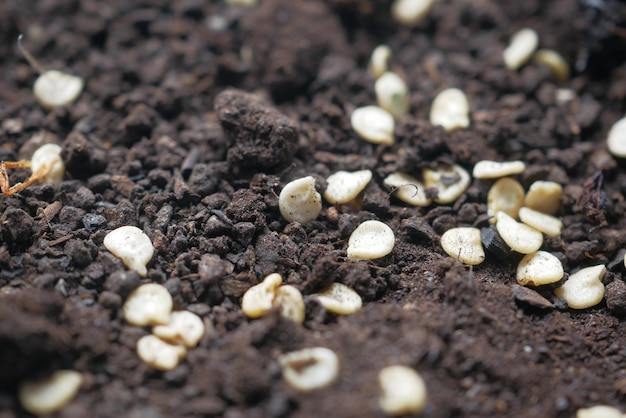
[152,310,205,348]
[369,45,392,79]
[429,88,470,132]
[524,181,563,215]
[136,334,187,371]
[311,282,362,315]
[278,347,340,392]
[103,226,154,277]
[473,160,525,179]
[516,251,564,286]
[391,0,435,25]
[383,172,431,207]
[518,207,563,237]
[279,176,322,224]
[273,284,306,324]
[241,273,283,319]
[324,170,372,205]
[496,211,543,254]
[351,105,395,145]
[378,365,427,416]
[441,227,485,265]
[123,283,173,327]
[18,370,83,416]
[533,49,570,83]
[607,116,626,158]
[576,405,624,418]
[487,177,525,221]
[375,71,409,119]
[555,265,606,309]
[347,220,395,259]
[30,143,64,184]
[423,164,470,204]
[503,28,539,70]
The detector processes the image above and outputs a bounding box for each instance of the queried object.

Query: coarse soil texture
[1,0,626,417]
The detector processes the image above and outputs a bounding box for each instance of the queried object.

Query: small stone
[278,347,340,393]
[503,28,539,70]
[347,220,395,259]
[440,227,485,265]
[554,265,606,309]
[496,211,543,254]
[517,251,564,286]
[473,160,525,179]
[378,365,427,416]
[605,279,626,315]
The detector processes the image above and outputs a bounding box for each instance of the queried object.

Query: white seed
[347,220,395,259]
[123,283,173,327]
[391,0,435,25]
[378,365,427,416]
[440,227,485,265]
[241,273,283,319]
[496,211,543,254]
[423,164,470,204]
[429,88,470,132]
[607,116,626,158]
[278,347,340,392]
[375,71,409,120]
[516,251,564,286]
[351,105,395,145]
[503,28,539,70]
[524,181,563,215]
[18,370,83,416]
[556,88,577,105]
[33,70,84,110]
[487,177,525,221]
[30,143,64,184]
[533,49,570,83]
[383,172,431,207]
[136,334,187,371]
[103,226,154,277]
[555,265,606,309]
[577,405,624,418]
[273,284,305,324]
[311,282,363,315]
[324,170,372,205]
[279,176,322,224]
[518,207,563,237]
[472,160,525,179]
[369,45,392,79]
[152,311,205,348]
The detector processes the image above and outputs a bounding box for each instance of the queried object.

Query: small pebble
[103,226,154,277]
[311,282,363,315]
[423,164,470,204]
[153,311,205,348]
[351,106,395,145]
[524,181,562,215]
[123,283,173,327]
[440,227,485,265]
[503,28,539,70]
[607,116,626,158]
[429,88,470,132]
[278,347,340,393]
[378,365,427,416]
[473,160,525,179]
[375,72,409,119]
[517,251,564,286]
[496,211,543,254]
[555,265,606,309]
[347,220,395,259]
[383,172,431,207]
[487,177,525,221]
[518,207,563,237]
[136,334,187,371]
[18,370,83,416]
[324,170,372,205]
[279,176,322,224]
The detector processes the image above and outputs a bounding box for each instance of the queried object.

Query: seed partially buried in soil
[273,284,306,325]
[103,225,154,277]
[503,28,539,70]
[324,170,372,205]
[310,282,363,315]
[429,88,470,132]
[279,176,322,224]
[123,283,173,327]
[495,211,543,254]
[136,334,187,371]
[440,227,485,265]
[423,164,470,204]
[378,365,427,416]
[391,0,435,25]
[516,251,564,286]
[18,370,83,416]
[347,220,395,259]
[152,310,205,348]
[554,265,606,309]
[31,143,65,184]
[241,273,306,324]
[278,347,340,393]
[351,105,395,145]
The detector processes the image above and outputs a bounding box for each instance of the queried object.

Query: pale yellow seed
[577,405,624,418]
[524,181,563,215]
[278,347,340,392]
[533,49,570,83]
[440,227,485,265]
[369,45,392,80]
[347,220,395,259]
[136,334,187,371]
[516,251,564,286]
[429,88,470,132]
[30,143,64,184]
[391,0,435,25]
[383,172,431,207]
[607,116,626,158]
[103,226,155,277]
[18,370,83,416]
[324,170,372,205]
[34,70,84,110]
[555,265,606,309]
[123,283,173,327]
[351,105,395,145]
[279,176,322,224]
[152,310,205,348]
[273,285,305,324]
[495,211,543,254]
[375,71,409,120]
[487,177,525,221]
[503,28,539,70]
[472,160,525,179]
[241,273,283,319]
[423,164,470,204]
[311,282,363,315]
[518,207,563,237]
[378,365,427,416]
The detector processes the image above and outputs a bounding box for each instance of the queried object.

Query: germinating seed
[278,347,340,392]
[503,28,539,70]
[123,283,173,327]
[516,251,564,286]
[607,116,626,158]
[347,220,395,259]
[378,365,427,416]
[441,227,485,265]
[423,164,470,204]
[369,45,392,79]
[103,226,155,277]
[241,273,283,319]
[375,71,409,119]
[383,172,431,207]
[533,49,570,83]
[136,334,187,371]
[487,177,525,221]
[472,160,525,179]
[576,405,624,418]
[518,207,563,237]
[324,170,372,205]
[524,181,563,215]
[351,105,395,145]
[273,285,306,324]
[30,143,64,184]
[495,211,543,254]
[18,370,82,416]
[429,88,470,132]
[555,265,606,309]
[279,176,322,224]
[152,310,205,348]
[311,282,363,315]
[391,0,435,25]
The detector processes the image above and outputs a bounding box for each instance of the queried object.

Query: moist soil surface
[1,1,626,417]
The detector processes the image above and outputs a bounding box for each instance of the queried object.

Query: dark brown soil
[1,0,626,417]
